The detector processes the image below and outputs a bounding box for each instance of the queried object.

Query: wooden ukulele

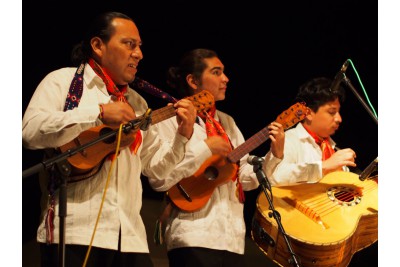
[167,102,307,212]
[58,91,214,178]
[252,171,378,267]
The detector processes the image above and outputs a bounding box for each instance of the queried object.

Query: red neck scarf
[199,105,245,203]
[199,106,230,143]
[89,58,142,154]
[303,124,334,160]
[89,58,128,101]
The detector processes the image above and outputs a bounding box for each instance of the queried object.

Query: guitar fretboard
[227,126,270,163]
[149,105,176,125]
[139,91,214,126]
[226,102,307,164]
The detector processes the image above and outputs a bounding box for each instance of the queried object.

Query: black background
[22,0,378,260]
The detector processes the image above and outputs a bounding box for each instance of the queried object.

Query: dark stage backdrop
[22,0,378,257]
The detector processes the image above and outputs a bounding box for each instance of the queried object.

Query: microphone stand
[22,112,152,267]
[253,162,301,267]
[55,158,70,267]
[342,76,378,125]
[342,76,378,180]
[359,157,378,181]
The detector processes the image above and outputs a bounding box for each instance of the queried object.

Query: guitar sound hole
[204,166,218,181]
[99,127,116,144]
[327,186,362,206]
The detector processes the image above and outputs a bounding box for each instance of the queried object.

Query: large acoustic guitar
[251,171,378,267]
[58,91,214,178]
[167,102,307,212]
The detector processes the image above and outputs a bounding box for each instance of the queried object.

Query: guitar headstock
[275,102,307,130]
[186,90,215,114]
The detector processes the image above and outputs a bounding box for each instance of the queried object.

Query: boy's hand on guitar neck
[204,136,232,157]
[322,148,357,175]
[268,122,285,159]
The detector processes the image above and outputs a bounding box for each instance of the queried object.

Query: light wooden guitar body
[252,171,378,267]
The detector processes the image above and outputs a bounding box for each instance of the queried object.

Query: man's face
[100,18,143,85]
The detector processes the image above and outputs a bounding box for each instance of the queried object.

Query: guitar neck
[149,105,176,125]
[227,126,270,163]
[136,91,214,127]
[225,102,307,164]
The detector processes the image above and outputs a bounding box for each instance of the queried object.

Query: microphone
[247,155,264,165]
[330,59,349,92]
[359,157,378,181]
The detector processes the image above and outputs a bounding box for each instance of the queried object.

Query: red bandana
[199,105,245,203]
[89,58,142,155]
[199,106,230,143]
[303,125,335,160]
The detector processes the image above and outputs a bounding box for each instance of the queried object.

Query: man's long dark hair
[167,48,218,98]
[70,12,133,66]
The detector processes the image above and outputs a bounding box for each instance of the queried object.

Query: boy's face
[307,98,342,138]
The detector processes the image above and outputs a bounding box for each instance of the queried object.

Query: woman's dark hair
[295,77,346,112]
[71,12,133,65]
[167,48,218,98]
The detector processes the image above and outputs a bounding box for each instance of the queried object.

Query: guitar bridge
[177,183,192,202]
[283,197,329,229]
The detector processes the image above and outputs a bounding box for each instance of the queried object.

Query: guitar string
[148,93,213,125]
[150,105,175,125]
[301,178,377,207]
[230,102,306,162]
[291,178,377,219]
[229,127,270,162]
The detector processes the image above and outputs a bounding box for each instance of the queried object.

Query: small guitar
[252,171,378,267]
[58,90,214,177]
[167,102,307,212]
